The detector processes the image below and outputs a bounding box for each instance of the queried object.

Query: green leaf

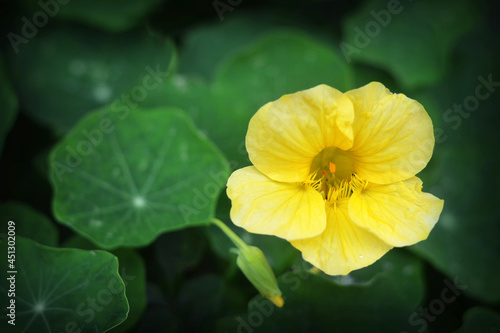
[133,74,246,167]
[0,54,18,157]
[221,250,425,333]
[136,75,220,149]
[6,27,175,134]
[179,15,285,80]
[20,0,163,32]
[0,237,128,332]
[63,236,146,333]
[0,201,58,246]
[50,108,230,249]
[342,0,478,89]
[453,307,500,333]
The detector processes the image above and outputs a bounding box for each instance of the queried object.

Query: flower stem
[210,218,247,250]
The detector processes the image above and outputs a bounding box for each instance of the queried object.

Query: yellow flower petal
[345,82,435,184]
[348,177,444,247]
[246,84,354,183]
[227,166,327,240]
[291,199,392,275]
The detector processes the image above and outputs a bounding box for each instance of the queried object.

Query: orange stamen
[329,162,336,174]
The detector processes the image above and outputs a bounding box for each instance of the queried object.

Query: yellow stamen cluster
[303,170,323,191]
[304,169,368,205]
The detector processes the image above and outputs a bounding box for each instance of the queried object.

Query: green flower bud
[211,218,283,307]
[236,245,283,307]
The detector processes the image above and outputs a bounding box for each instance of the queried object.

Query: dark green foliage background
[1,0,499,332]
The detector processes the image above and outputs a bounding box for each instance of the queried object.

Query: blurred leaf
[342,0,478,89]
[136,75,220,147]
[136,283,180,332]
[410,29,500,303]
[20,0,163,32]
[220,250,425,333]
[6,27,175,134]
[138,302,178,333]
[155,228,207,282]
[453,307,500,333]
[50,108,230,249]
[0,237,128,332]
[0,54,18,157]
[177,274,247,332]
[351,63,397,92]
[63,236,146,333]
[0,201,58,246]
[179,15,284,80]
[177,274,224,326]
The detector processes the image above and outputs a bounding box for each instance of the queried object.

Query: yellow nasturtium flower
[227,82,444,275]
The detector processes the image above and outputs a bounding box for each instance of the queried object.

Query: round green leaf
[0,54,18,157]
[6,27,175,134]
[0,237,128,332]
[63,236,146,333]
[50,108,230,249]
[20,0,164,32]
[0,201,58,246]
[342,0,478,89]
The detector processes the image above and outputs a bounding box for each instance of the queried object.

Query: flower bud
[236,245,283,307]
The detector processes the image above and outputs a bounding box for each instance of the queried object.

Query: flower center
[310,147,354,181]
[307,147,367,203]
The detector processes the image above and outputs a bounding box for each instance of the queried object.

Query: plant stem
[210,218,247,250]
